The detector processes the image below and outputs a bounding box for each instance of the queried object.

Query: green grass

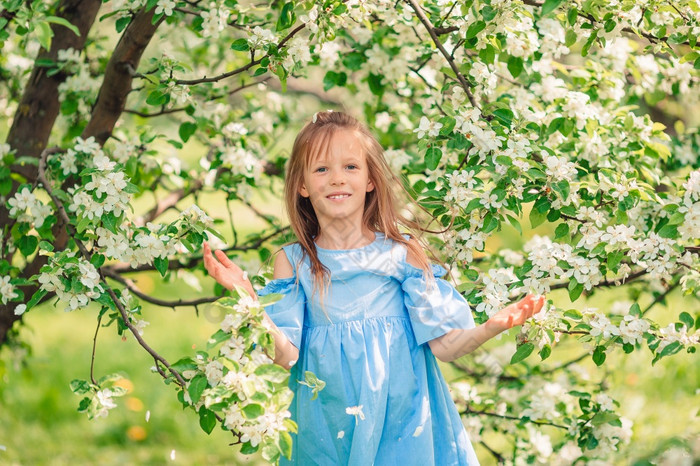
[0,282,269,465]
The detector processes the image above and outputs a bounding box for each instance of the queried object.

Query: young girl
[203,111,545,465]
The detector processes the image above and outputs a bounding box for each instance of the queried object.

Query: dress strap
[281,242,304,274]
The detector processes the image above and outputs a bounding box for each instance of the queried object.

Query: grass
[0,275,269,465]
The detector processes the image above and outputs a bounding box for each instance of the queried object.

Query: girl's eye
[346,164,358,170]
[315,167,327,173]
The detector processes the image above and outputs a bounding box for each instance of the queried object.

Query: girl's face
[299,129,375,231]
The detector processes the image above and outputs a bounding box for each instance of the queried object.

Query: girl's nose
[329,170,345,185]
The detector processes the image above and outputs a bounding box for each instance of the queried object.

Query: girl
[203,111,545,465]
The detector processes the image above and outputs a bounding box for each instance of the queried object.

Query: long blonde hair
[284,110,433,299]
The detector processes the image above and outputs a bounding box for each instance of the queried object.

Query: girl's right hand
[202,241,256,298]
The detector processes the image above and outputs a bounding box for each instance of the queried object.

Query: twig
[90,313,103,385]
[464,407,568,429]
[480,440,506,464]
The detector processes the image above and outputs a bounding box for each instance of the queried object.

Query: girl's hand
[487,294,546,333]
[202,241,255,298]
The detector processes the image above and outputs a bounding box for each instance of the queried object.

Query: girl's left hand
[488,294,546,333]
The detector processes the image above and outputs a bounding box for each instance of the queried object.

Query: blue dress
[257,232,480,465]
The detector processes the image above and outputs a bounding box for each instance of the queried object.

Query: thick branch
[82,6,163,144]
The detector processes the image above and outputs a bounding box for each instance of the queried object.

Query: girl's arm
[427,297,544,363]
[405,242,545,363]
[203,242,300,369]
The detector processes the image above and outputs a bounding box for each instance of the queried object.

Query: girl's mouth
[327,194,351,200]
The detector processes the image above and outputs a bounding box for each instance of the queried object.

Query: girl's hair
[283,110,434,299]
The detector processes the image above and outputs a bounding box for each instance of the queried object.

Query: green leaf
[465,21,486,40]
[26,288,48,311]
[510,342,535,364]
[629,303,641,316]
[90,253,105,269]
[254,364,289,384]
[478,44,495,64]
[188,374,208,404]
[0,177,11,196]
[242,403,264,419]
[231,38,250,51]
[146,90,168,106]
[199,408,217,434]
[279,431,293,459]
[565,28,577,47]
[323,71,347,91]
[36,21,53,51]
[207,329,231,349]
[70,379,91,395]
[342,51,365,70]
[116,16,131,32]
[44,15,81,37]
[541,0,564,16]
[275,2,295,31]
[679,312,695,329]
[507,56,523,78]
[171,357,198,372]
[568,280,584,301]
[529,205,547,229]
[506,214,522,234]
[657,223,677,239]
[607,250,624,270]
[367,73,384,96]
[425,147,442,170]
[592,346,606,366]
[591,410,619,426]
[102,213,119,234]
[240,442,259,454]
[17,235,39,257]
[154,257,169,277]
[554,223,569,239]
[539,344,552,360]
[481,5,497,21]
[179,122,197,143]
[492,108,513,127]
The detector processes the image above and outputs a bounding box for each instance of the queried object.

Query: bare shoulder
[404,237,424,268]
[272,247,294,279]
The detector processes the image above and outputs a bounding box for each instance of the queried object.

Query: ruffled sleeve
[257,266,306,350]
[401,262,476,346]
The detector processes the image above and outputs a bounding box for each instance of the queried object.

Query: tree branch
[106,226,290,275]
[124,77,272,118]
[104,270,222,308]
[463,406,568,429]
[37,147,187,387]
[406,0,479,110]
[174,24,306,85]
[82,6,163,144]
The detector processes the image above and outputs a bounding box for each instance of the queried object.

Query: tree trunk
[0,0,102,345]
